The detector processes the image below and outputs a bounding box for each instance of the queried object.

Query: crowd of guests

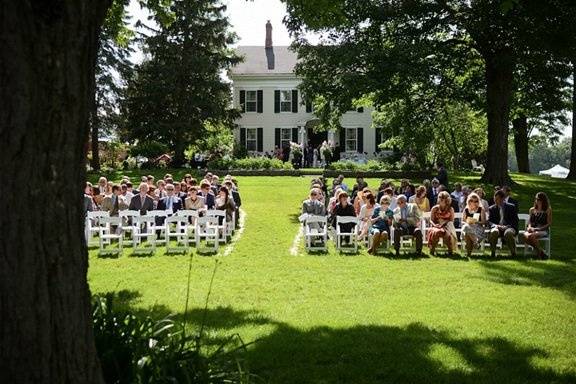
[302,170,552,259]
[84,172,241,226]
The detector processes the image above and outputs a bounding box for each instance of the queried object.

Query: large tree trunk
[0,1,110,383]
[568,61,576,179]
[481,51,515,185]
[513,114,530,174]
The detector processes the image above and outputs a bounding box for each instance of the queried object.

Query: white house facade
[228,22,383,158]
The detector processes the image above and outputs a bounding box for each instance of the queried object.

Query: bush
[93,294,251,384]
[328,160,392,172]
[130,141,169,160]
[207,157,293,170]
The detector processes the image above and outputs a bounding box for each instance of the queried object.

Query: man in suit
[502,185,519,211]
[427,178,440,207]
[392,194,423,257]
[436,162,449,187]
[224,180,242,228]
[101,184,127,217]
[199,181,215,210]
[129,182,155,215]
[488,189,519,257]
[156,184,182,214]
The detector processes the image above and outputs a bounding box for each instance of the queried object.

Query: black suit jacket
[128,194,155,215]
[427,187,439,207]
[199,191,215,210]
[488,202,519,232]
[506,197,519,211]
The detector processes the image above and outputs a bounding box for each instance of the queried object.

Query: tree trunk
[513,114,530,174]
[568,61,576,179]
[0,1,110,383]
[481,51,515,185]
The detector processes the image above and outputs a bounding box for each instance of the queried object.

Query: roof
[230,46,298,76]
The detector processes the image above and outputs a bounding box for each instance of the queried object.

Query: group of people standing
[301,171,552,259]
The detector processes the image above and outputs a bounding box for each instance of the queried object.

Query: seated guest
[502,185,519,211]
[459,185,471,212]
[328,188,344,215]
[155,179,166,199]
[382,187,397,211]
[101,184,126,216]
[175,182,187,200]
[354,187,370,216]
[473,187,490,212]
[146,175,155,187]
[487,185,501,206]
[84,182,94,214]
[97,176,108,195]
[129,183,155,215]
[403,183,415,200]
[302,188,326,217]
[211,175,221,195]
[198,181,215,210]
[392,195,423,257]
[120,183,133,206]
[215,186,236,224]
[427,191,457,256]
[332,192,356,241]
[376,179,391,203]
[523,192,552,259]
[357,192,377,242]
[462,192,487,257]
[351,176,368,200]
[184,186,206,211]
[224,180,242,228]
[368,195,393,254]
[451,183,463,203]
[337,174,349,192]
[488,189,519,257]
[409,185,430,212]
[156,183,182,214]
[183,174,193,185]
[187,177,198,187]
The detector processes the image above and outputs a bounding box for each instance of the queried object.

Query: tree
[0,1,110,383]
[120,0,241,167]
[569,63,576,179]
[283,0,576,185]
[90,0,134,171]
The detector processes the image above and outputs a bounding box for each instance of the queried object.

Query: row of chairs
[303,212,551,256]
[86,209,235,255]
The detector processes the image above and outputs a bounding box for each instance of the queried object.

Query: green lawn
[88,172,576,383]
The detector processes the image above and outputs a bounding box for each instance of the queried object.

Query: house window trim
[244,90,258,113]
[279,127,293,149]
[279,90,293,113]
[344,127,358,152]
[245,127,259,152]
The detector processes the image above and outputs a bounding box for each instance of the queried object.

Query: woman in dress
[357,192,377,242]
[427,191,457,256]
[409,185,430,212]
[461,192,487,257]
[523,192,552,259]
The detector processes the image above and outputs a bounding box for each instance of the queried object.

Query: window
[245,91,257,112]
[280,90,292,112]
[246,128,257,151]
[280,128,292,149]
[345,128,357,152]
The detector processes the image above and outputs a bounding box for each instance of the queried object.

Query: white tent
[538,164,570,179]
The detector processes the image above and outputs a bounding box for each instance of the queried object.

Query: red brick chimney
[265,20,273,48]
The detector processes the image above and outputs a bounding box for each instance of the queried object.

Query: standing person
[427,191,457,256]
[462,193,487,257]
[368,195,393,254]
[488,190,519,257]
[392,195,423,257]
[523,192,552,259]
[437,162,449,188]
[427,178,441,207]
[129,182,155,215]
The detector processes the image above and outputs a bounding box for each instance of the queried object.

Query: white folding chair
[132,215,156,255]
[165,215,191,253]
[119,210,140,240]
[421,212,431,246]
[98,216,123,256]
[304,215,328,251]
[147,210,170,245]
[206,210,228,243]
[335,216,359,252]
[86,211,110,246]
[195,216,219,252]
[176,210,199,235]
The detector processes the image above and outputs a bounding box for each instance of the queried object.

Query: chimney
[265,20,273,48]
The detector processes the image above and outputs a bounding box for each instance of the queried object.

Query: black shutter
[239,90,246,113]
[339,128,346,152]
[292,127,299,143]
[357,127,364,153]
[275,128,281,147]
[274,90,280,113]
[257,90,263,113]
[375,128,382,152]
[357,107,364,113]
[240,128,246,149]
[292,90,298,113]
[306,101,312,113]
[257,128,263,152]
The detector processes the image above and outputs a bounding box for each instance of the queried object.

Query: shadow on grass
[479,260,576,299]
[98,289,576,383]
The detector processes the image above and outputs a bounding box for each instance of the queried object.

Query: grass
[88,171,576,383]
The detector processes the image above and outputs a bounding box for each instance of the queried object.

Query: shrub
[130,141,169,160]
[93,294,251,384]
[328,160,393,172]
[208,157,293,170]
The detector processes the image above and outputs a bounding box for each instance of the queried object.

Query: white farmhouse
[228,22,383,160]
